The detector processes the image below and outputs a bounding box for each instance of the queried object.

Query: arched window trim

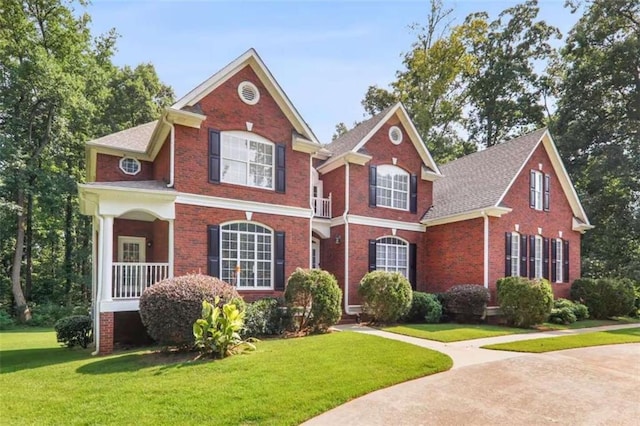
[375,236,409,277]
[220,221,274,290]
[376,164,410,211]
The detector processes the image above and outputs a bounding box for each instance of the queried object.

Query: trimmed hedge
[553,298,589,321]
[497,277,553,328]
[571,278,636,319]
[139,274,242,347]
[54,315,93,348]
[284,268,342,333]
[242,298,291,337]
[359,271,412,324]
[445,284,490,323]
[403,291,442,323]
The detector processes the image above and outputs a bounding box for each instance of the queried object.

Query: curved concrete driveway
[305,326,640,425]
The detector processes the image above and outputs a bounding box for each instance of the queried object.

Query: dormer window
[119,157,141,175]
[376,165,409,210]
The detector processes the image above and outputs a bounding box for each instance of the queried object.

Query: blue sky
[87,0,578,142]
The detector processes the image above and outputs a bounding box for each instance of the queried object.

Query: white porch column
[168,219,174,278]
[101,215,114,302]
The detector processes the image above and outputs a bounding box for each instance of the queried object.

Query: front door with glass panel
[117,237,146,297]
[311,238,320,269]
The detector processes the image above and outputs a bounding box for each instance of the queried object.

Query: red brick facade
[99,312,114,354]
[96,154,153,182]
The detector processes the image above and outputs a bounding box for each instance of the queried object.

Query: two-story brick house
[78,49,592,354]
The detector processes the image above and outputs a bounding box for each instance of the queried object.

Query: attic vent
[238,81,260,105]
[389,126,403,145]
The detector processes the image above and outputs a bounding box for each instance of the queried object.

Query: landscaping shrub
[571,278,636,319]
[632,280,640,318]
[497,277,553,328]
[54,315,93,348]
[445,284,490,323]
[29,303,81,327]
[193,298,256,358]
[554,298,589,321]
[358,271,412,324]
[548,307,577,325]
[0,310,15,330]
[285,268,342,333]
[403,292,442,323]
[242,298,290,337]
[139,273,242,347]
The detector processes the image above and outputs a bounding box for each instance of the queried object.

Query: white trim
[421,166,442,182]
[422,207,512,227]
[316,151,372,174]
[220,221,274,290]
[100,299,140,312]
[117,236,146,263]
[168,219,174,278]
[172,48,319,144]
[388,126,403,145]
[345,215,426,232]
[572,217,594,233]
[118,157,141,176]
[311,237,320,269]
[293,133,323,154]
[176,192,311,218]
[101,215,114,303]
[343,163,352,314]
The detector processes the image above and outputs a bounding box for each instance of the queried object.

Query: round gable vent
[238,81,260,105]
[389,126,403,145]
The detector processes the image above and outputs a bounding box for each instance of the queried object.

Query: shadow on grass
[0,347,89,374]
[76,350,204,375]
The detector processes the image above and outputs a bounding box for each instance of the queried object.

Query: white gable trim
[495,129,591,227]
[351,103,442,177]
[172,48,320,145]
[422,207,512,227]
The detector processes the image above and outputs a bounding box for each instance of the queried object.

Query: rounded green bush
[571,277,635,319]
[285,268,342,333]
[404,291,442,323]
[497,277,553,328]
[242,298,291,337]
[445,284,490,323]
[358,271,412,324]
[549,307,577,325]
[139,274,242,347]
[54,315,93,348]
[554,298,589,321]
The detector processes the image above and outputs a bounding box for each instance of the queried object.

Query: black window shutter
[529,235,536,279]
[505,232,512,277]
[551,238,557,283]
[208,129,221,183]
[409,243,417,290]
[542,237,550,280]
[368,240,377,272]
[563,240,570,283]
[369,166,377,207]
[207,225,220,278]
[275,144,286,193]
[529,171,536,208]
[543,174,550,211]
[520,234,528,277]
[409,174,418,213]
[274,231,285,291]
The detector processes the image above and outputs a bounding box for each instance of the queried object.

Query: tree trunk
[25,192,33,299]
[64,192,73,300]
[11,189,31,322]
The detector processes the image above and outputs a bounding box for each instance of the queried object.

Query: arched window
[376,165,409,210]
[221,222,273,289]
[376,236,409,277]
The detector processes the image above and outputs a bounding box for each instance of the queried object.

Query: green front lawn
[540,317,640,331]
[0,329,451,425]
[382,323,533,342]
[482,327,640,353]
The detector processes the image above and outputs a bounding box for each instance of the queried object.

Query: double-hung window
[221,134,274,189]
[376,237,409,277]
[221,222,273,289]
[376,165,409,210]
[555,239,563,283]
[530,170,543,210]
[511,232,520,276]
[534,235,543,278]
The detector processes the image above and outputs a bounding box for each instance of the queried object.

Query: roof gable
[173,48,319,145]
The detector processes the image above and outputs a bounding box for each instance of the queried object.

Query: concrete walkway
[303,323,640,425]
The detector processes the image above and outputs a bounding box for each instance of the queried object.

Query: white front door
[311,238,320,269]
[118,236,146,263]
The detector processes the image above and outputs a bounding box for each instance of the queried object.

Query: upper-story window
[530,170,550,211]
[376,165,409,210]
[221,133,274,189]
[119,157,141,176]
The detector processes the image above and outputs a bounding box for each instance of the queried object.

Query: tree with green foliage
[463,0,561,147]
[552,0,640,280]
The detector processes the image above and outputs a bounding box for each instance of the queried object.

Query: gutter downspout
[162,116,175,188]
[343,161,351,314]
[92,214,104,356]
[482,211,489,289]
[309,155,314,268]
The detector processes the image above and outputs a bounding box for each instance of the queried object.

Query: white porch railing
[312,194,331,218]
[112,262,170,299]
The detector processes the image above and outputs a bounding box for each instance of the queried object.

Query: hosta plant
[193,297,256,358]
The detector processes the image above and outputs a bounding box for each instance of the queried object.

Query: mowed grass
[540,317,640,331]
[482,327,640,353]
[0,329,452,425]
[382,323,533,342]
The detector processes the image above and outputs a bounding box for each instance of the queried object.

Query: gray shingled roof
[84,180,176,192]
[423,128,547,221]
[324,106,393,156]
[86,121,158,153]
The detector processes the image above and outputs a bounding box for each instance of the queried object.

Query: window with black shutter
[369,166,377,207]
[208,130,221,183]
[275,144,286,193]
[207,225,220,277]
[543,237,550,280]
[274,231,285,291]
[368,240,377,271]
[520,234,528,277]
[409,175,418,214]
[543,174,550,211]
[409,243,417,290]
[551,238,557,283]
[563,240,569,283]
[505,232,512,276]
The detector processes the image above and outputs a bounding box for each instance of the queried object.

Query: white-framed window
[238,81,260,105]
[511,232,520,276]
[555,239,563,283]
[534,235,543,278]
[221,222,273,289]
[376,236,409,277]
[531,170,543,210]
[221,133,274,189]
[376,165,409,210]
[119,157,141,175]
